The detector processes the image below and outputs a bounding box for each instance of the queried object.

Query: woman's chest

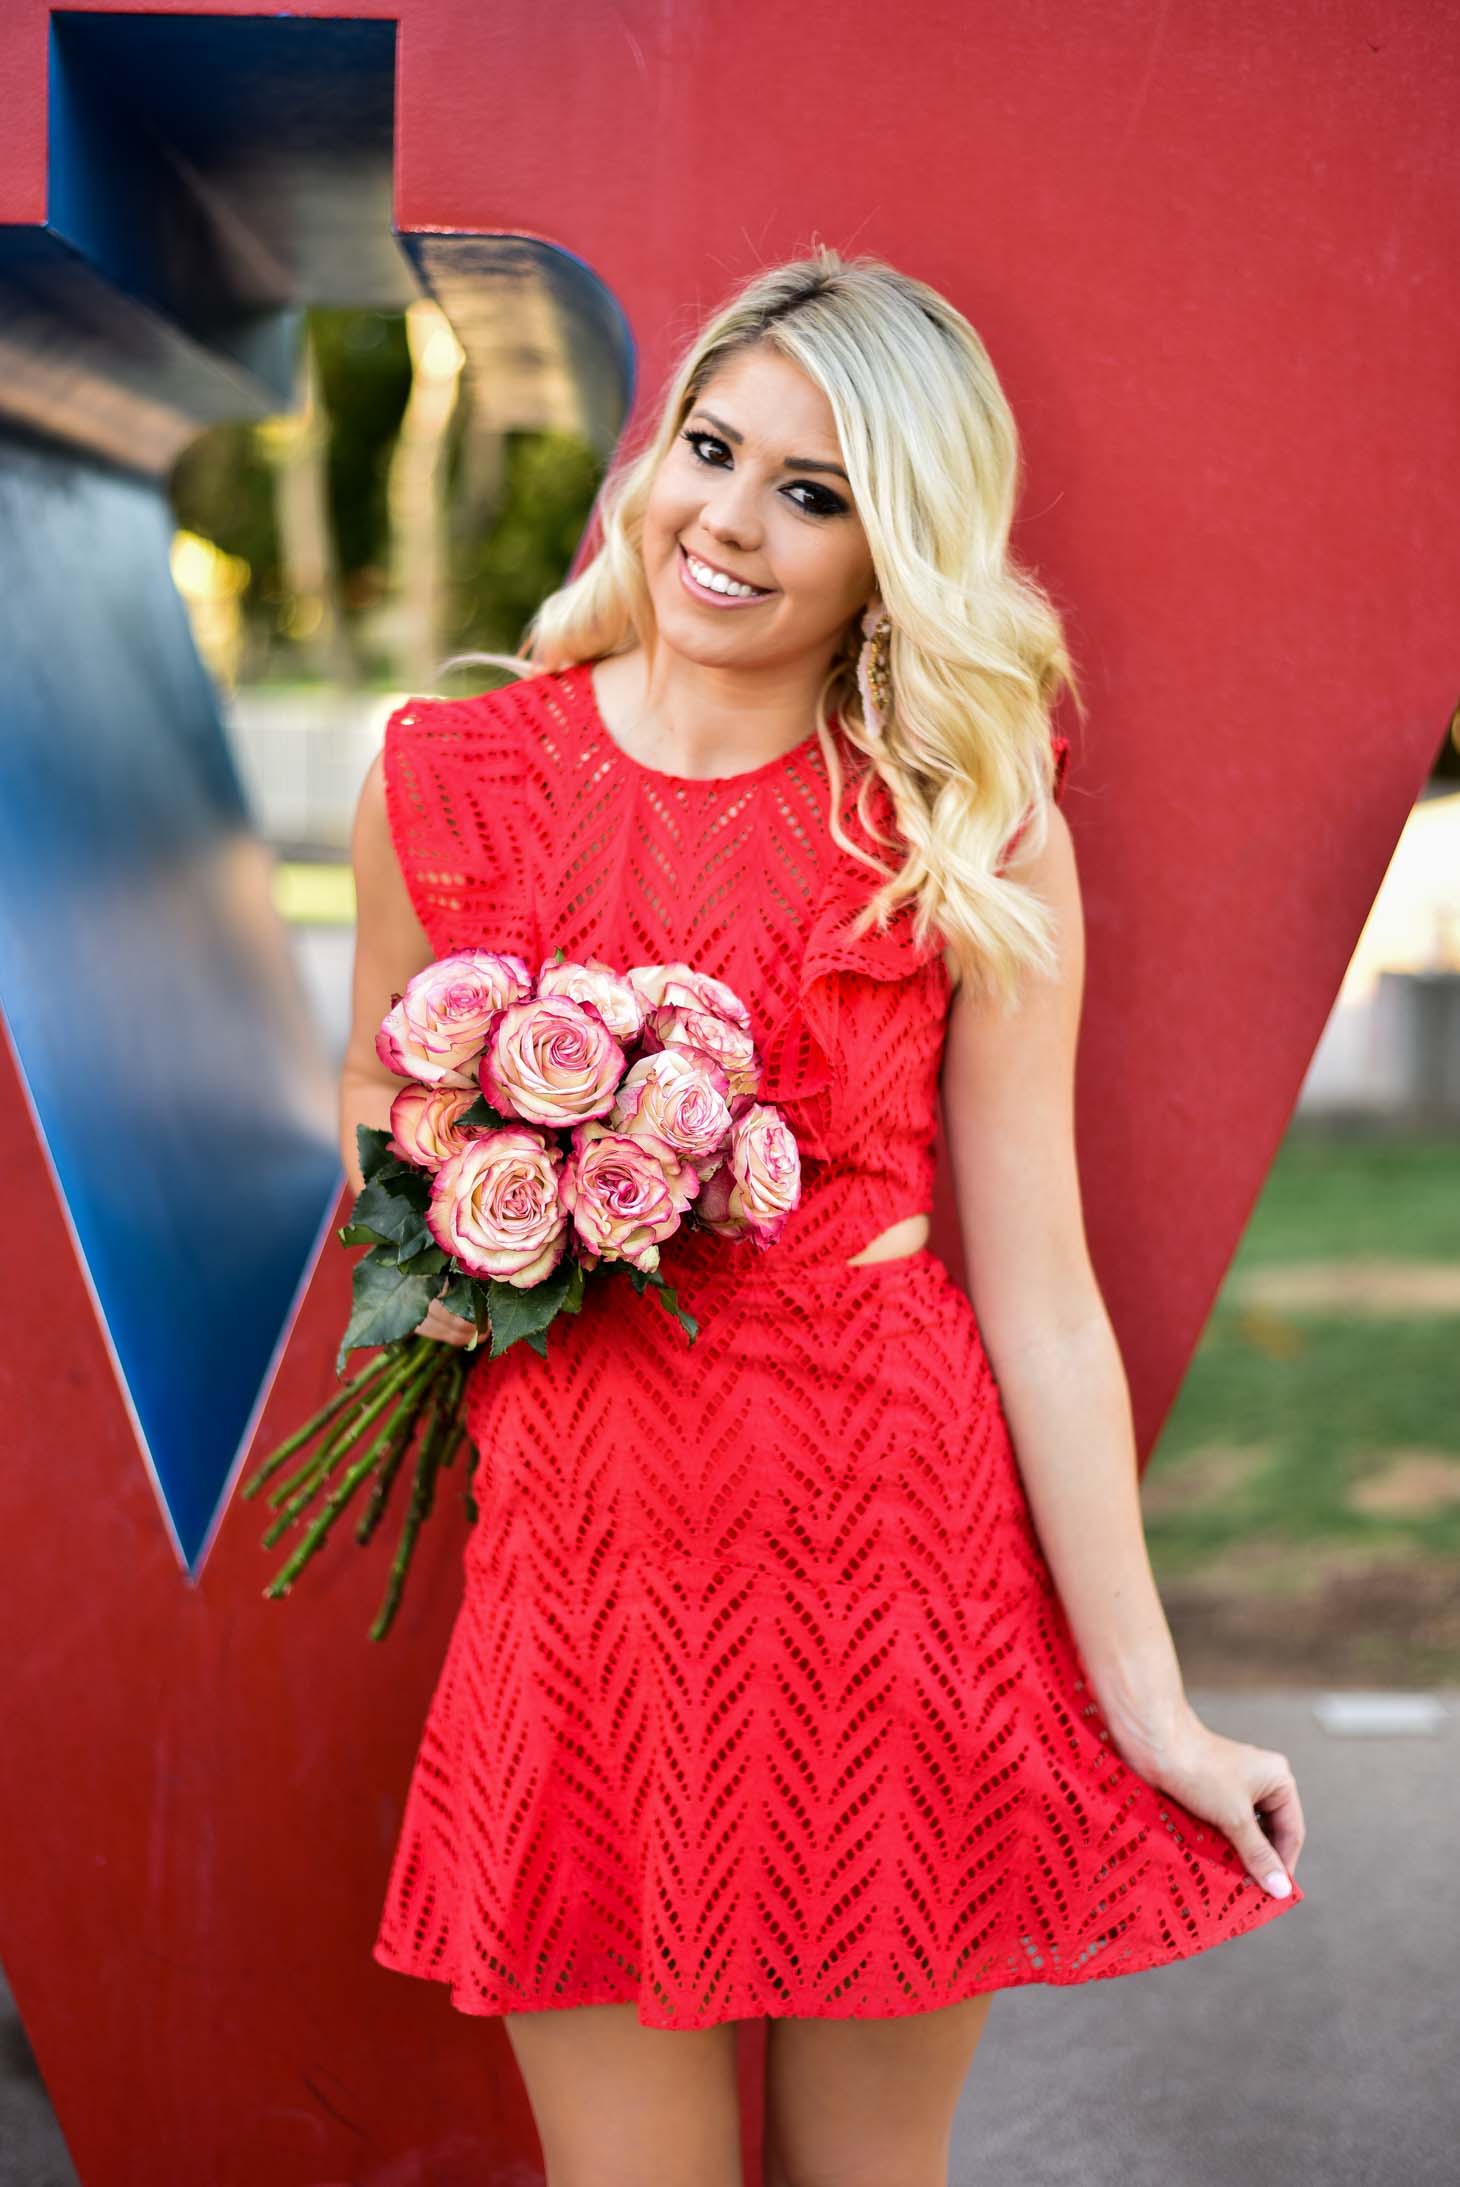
[515,763,951,1173]
[528,774,826,1040]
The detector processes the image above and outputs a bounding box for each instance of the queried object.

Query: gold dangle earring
[856,597,893,745]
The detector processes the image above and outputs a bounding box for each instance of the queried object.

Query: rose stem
[368,1377,459,1641]
[355,1349,458,1545]
[435,1355,470,1465]
[259,1350,444,1550]
[261,1339,437,1518]
[240,1349,399,1498]
[262,1399,418,1598]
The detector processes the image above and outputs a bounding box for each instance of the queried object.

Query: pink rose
[609,1049,733,1179]
[627,961,753,1033]
[376,951,533,1086]
[693,1159,747,1241]
[388,1083,485,1172]
[640,1002,762,1101]
[697,1105,801,1247]
[481,993,626,1126]
[537,955,644,1043]
[559,1120,700,1274]
[426,1127,568,1286]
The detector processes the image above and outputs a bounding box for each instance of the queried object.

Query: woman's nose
[700,479,763,549]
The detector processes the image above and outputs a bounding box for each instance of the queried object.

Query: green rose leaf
[350,1172,432,1255]
[456,1094,515,1130]
[484,1255,578,1358]
[356,1123,398,1182]
[336,1249,440,1375]
[398,1232,447,1270]
[437,1270,491,1344]
[337,1220,385,1247]
[618,1260,698,1342]
[645,1272,699,1344]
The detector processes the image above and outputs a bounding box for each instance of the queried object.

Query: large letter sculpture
[0,4,1454,2180]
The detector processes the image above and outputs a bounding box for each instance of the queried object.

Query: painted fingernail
[1264,1871,1292,1897]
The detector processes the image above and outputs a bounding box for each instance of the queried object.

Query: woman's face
[641,343,877,674]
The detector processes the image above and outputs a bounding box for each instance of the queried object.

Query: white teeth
[686,551,764,599]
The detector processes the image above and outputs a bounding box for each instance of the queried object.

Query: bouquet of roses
[241,947,801,1638]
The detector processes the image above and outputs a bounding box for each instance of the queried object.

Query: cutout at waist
[844,1211,932,1268]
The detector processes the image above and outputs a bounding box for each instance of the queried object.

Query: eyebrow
[687,408,850,483]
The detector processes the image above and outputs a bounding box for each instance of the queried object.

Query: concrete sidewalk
[954,1686,1457,2187]
[4,1688,1456,2185]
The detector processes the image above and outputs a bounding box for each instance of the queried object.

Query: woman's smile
[677,540,777,608]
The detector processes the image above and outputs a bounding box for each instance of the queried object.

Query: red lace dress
[370,661,1304,2028]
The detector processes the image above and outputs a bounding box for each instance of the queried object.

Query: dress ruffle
[759,776,947,1157]
[758,736,1069,1154]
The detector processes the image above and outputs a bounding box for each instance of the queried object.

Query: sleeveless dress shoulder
[371,663,1302,2028]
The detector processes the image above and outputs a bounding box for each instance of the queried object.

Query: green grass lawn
[1141,1122,1460,1684]
[1213,1125,1460,1267]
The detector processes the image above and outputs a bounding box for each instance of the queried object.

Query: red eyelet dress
[370,661,1303,2028]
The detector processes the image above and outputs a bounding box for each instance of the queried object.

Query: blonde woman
[349,247,1306,2187]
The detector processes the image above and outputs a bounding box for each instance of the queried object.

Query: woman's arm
[339,751,477,1347]
[339,750,435,1196]
[940,808,1304,1895]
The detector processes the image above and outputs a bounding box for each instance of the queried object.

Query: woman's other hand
[414,1298,482,1348]
[1127,1709,1305,1900]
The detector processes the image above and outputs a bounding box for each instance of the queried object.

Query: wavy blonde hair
[440,245,1087,1009]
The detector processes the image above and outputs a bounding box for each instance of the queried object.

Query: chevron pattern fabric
[370,665,1302,2026]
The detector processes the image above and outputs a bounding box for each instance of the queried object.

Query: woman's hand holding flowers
[243,944,803,1637]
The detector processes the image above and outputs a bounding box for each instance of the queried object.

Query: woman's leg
[501,2001,744,2187]
[761,1993,995,2187]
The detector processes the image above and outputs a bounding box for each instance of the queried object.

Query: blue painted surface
[0,11,631,1572]
[0,15,412,477]
[0,433,341,1570]
[47,13,411,317]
